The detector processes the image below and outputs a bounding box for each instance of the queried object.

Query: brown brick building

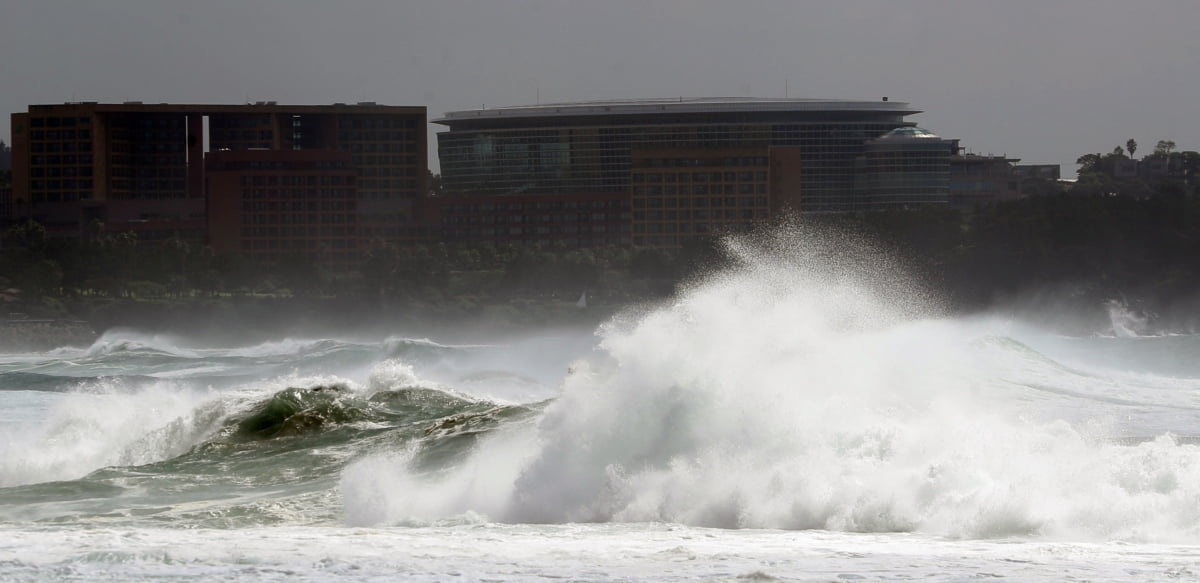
[9,102,426,257]
[206,149,360,265]
[629,146,802,247]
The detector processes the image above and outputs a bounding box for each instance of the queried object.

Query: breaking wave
[341,226,1200,542]
[5,224,1200,542]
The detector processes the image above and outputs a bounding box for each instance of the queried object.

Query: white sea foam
[340,226,1200,542]
[0,369,370,488]
[81,329,199,358]
[1106,299,1152,337]
[0,378,222,487]
[0,523,1194,582]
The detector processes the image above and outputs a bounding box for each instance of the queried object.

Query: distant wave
[0,371,162,393]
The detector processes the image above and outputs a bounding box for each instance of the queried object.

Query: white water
[2,524,1196,582]
[4,228,1200,580]
[341,230,1200,545]
[0,380,221,488]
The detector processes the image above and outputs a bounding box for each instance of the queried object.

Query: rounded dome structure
[861,125,955,208]
[875,126,942,141]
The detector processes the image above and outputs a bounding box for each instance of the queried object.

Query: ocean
[2,231,1199,582]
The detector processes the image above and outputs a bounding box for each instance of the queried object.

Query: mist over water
[342,225,1200,542]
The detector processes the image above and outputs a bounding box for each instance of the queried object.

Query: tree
[1126,139,1138,159]
[275,251,325,297]
[3,220,48,253]
[1154,140,1177,157]
[1076,153,1102,175]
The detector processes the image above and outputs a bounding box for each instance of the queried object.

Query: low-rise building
[949,154,1021,208]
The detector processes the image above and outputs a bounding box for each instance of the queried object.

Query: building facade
[9,102,426,254]
[949,154,1021,208]
[206,149,359,265]
[858,127,958,208]
[435,97,922,213]
[628,146,802,247]
[1013,164,1061,182]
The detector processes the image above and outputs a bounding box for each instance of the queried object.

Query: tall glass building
[435,97,924,212]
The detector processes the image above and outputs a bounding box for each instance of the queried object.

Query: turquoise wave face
[0,331,579,528]
[0,371,545,528]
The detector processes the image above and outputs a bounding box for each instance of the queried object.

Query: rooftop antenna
[785,80,789,98]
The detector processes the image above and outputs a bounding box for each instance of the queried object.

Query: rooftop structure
[436,97,920,123]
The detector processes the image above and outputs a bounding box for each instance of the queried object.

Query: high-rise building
[9,102,426,256]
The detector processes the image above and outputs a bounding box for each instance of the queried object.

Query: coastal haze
[5,2,1200,582]
[3,0,1200,171]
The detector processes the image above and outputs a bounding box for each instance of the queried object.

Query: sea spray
[1106,299,1152,337]
[340,224,1200,542]
[0,377,222,487]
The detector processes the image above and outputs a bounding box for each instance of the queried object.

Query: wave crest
[340,225,1200,542]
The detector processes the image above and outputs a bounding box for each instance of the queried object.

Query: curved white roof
[435,97,918,124]
[874,126,944,141]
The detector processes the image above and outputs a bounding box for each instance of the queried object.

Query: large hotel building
[9,102,426,263]
[432,97,960,247]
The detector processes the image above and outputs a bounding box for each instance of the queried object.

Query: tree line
[3,143,1200,330]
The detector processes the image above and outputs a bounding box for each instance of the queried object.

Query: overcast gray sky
[4,0,1199,173]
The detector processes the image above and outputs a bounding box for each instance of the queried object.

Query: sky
[4,0,1199,174]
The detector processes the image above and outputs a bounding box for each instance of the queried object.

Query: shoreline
[2,281,1193,352]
